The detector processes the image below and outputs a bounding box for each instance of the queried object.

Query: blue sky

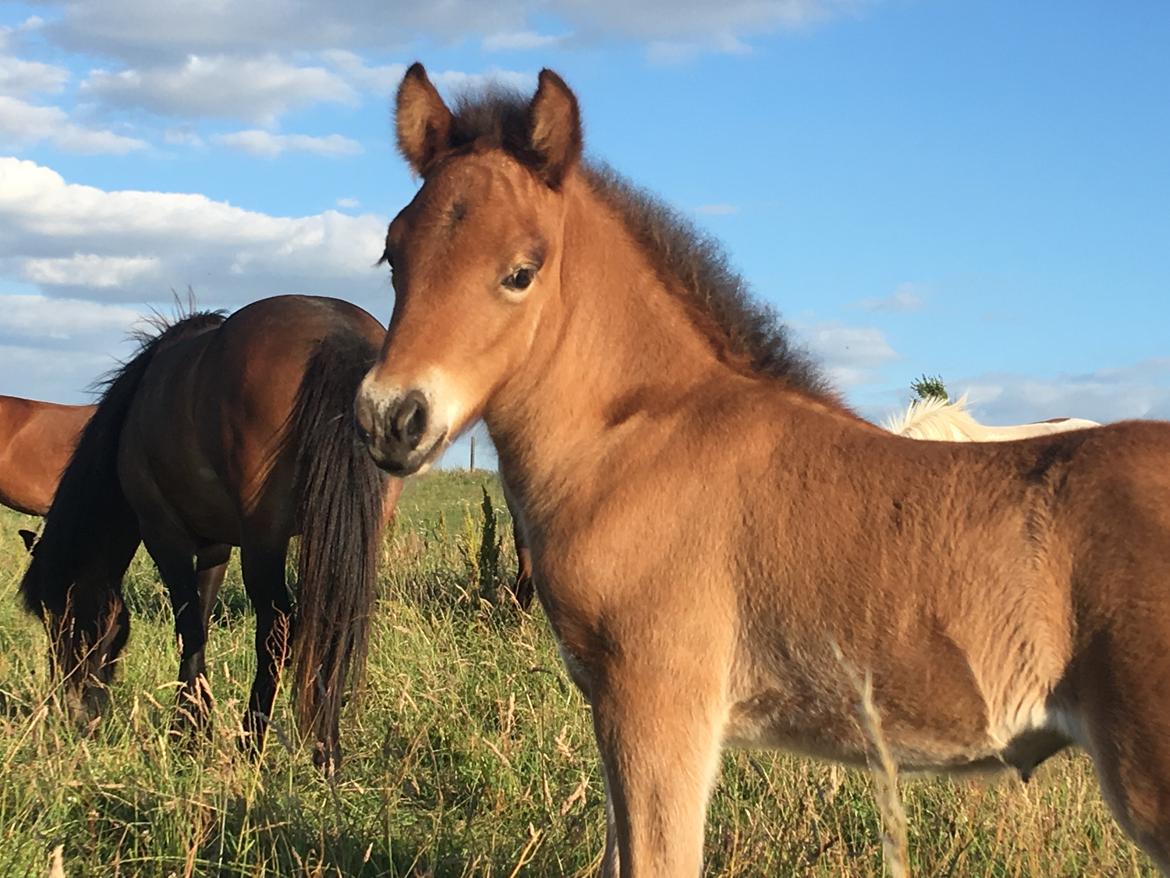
[1,1,1167,468]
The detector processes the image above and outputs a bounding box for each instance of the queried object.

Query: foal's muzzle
[355,386,434,475]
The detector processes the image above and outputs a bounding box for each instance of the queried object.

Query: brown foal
[357,65,1170,874]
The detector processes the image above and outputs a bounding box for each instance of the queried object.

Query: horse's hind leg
[143,535,213,730]
[239,538,292,758]
[1079,621,1170,871]
[195,543,231,631]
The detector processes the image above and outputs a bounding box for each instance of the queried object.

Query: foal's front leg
[590,657,727,878]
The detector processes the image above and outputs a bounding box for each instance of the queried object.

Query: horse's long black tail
[19,311,225,691]
[287,331,385,759]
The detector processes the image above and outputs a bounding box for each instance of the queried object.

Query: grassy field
[0,469,1156,877]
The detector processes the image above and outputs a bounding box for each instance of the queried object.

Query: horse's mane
[20,308,226,617]
[444,88,842,403]
[883,394,978,439]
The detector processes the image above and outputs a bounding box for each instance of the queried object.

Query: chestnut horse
[357,66,1170,874]
[0,396,94,517]
[22,295,399,770]
[886,394,1101,441]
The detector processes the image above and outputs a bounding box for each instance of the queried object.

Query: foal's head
[357,64,582,475]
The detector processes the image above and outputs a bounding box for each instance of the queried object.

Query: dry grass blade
[834,643,911,878]
[47,845,65,878]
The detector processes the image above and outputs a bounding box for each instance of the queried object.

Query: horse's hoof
[312,740,342,777]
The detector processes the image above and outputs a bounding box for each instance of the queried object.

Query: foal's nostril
[389,390,429,450]
[405,404,426,444]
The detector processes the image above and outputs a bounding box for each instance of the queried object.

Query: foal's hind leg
[239,538,292,758]
[1078,621,1170,872]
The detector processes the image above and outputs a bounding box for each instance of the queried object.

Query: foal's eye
[502,266,537,292]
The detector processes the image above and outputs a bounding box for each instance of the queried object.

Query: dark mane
[21,308,226,618]
[445,88,841,402]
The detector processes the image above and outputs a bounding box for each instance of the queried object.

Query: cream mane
[884,394,1100,441]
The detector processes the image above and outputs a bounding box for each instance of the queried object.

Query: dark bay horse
[1,394,230,605]
[0,396,94,517]
[22,295,400,770]
[357,66,1170,873]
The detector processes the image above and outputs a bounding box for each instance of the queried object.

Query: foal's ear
[396,62,453,176]
[527,69,582,188]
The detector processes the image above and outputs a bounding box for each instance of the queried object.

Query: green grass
[0,470,1156,876]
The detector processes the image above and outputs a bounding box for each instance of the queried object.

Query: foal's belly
[723,676,1078,779]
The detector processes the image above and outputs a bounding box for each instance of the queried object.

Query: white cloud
[647,33,752,64]
[856,282,924,313]
[163,126,203,146]
[694,203,739,216]
[482,31,569,51]
[0,95,147,153]
[959,360,1170,425]
[568,0,865,58]
[0,53,70,96]
[320,50,406,94]
[81,54,357,124]
[23,254,160,288]
[75,49,531,129]
[37,0,862,68]
[561,0,863,36]
[799,322,899,387]
[0,293,143,339]
[0,157,391,311]
[0,293,147,402]
[41,1,532,63]
[336,197,360,209]
[0,341,126,402]
[213,129,362,158]
[320,52,532,99]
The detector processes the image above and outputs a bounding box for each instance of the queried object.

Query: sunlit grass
[0,472,1155,876]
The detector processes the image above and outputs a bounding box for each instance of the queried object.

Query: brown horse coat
[0,395,93,516]
[357,66,1170,875]
[23,295,398,770]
